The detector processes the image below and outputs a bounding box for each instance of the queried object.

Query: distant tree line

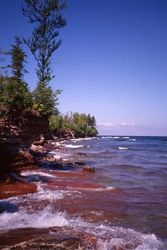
[49,113,98,138]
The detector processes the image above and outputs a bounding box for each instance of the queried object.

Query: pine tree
[0,38,31,121]
[9,36,27,80]
[22,0,66,85]
[22,0,66,117]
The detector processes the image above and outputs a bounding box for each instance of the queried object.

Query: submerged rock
[83,166,95,173]
[75,161,86,166]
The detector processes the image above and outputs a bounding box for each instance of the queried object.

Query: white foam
[123,136,130,139]
[0,199,164,250]
[31,183,64,201]
[82,137,95,140]
[130,138,136,141]
[21,170,55,179]
[91,186,115,192]
[53,155,62,160]
[118,147,128,150]
[0,205,68,230]
[70,138,83,142]
[64,144,84,149]
[71,137,95,142]
[113,136,120,139]
[49,151,70,157]
[93,226,163,250]
[101,136,113,139]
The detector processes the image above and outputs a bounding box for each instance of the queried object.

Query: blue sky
[0,0,167,135]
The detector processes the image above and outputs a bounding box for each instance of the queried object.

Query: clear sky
[0,0,167,135]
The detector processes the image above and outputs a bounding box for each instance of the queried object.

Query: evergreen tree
[22,0,66,117]
[0,39,31,121]
[32,82,61,116]
[0,77,32,122]
[22,0,66,85]
[9,36,27,80]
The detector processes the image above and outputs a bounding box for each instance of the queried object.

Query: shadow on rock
[40,161,76,171]
[0,201,18,213]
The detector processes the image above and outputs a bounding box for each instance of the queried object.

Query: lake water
[0,136,166,249]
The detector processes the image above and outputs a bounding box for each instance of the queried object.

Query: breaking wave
[118,146,128,150]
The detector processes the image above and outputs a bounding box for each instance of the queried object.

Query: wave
[0,206,163,250]
[101,136,113,139]
[129,138,137,141]
[21,170,56,179]
[89,186,115,191]
[64,144,84,149]
[71,137,95,142]
[48,151,71,161]
[0,205,69,230]
[94,226,164,250]
[118,147,128,150]
[0,183,164,249]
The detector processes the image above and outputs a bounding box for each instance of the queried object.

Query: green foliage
[32,82,61,117]
[49,112,98,138]
[22,0,66,117]
[23,0,66,85]
[8,36,27,80]
[0,77,32,121]
[49,114,66,135]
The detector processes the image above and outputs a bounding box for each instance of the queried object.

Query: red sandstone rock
[82,166,95,173]
[0,182,37,199]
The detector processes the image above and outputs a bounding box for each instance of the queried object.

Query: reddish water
[0,136,166,249]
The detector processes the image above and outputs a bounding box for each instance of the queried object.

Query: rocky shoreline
[0,135,166,250]
[0,120,96,199]
[0,135,109,249]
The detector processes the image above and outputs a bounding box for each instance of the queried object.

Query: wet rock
[30,144,44,154]
[0,182,37,199]
[10,150,35,168]
[0,227,97,249]
[0,201,18,213]
[33,139,45,146]
[0,111,49,181]
[15,237,85,250]
[75,161,86,166]
[10,171,28,183]
[82,166,95,173]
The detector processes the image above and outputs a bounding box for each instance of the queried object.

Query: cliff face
[0,110,48,181]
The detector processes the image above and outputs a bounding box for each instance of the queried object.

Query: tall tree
[22,0,66,85]
[9,36,27,80]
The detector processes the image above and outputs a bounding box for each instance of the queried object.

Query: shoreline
[0,137,96,200]
[0,136,166,249]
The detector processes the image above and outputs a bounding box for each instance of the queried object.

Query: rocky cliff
[0,109,48,181]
